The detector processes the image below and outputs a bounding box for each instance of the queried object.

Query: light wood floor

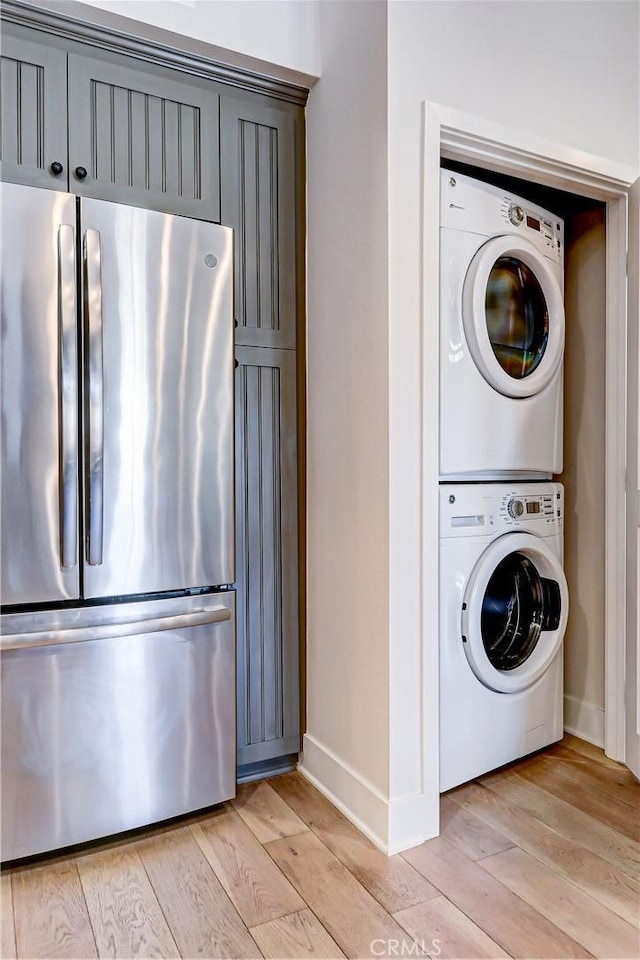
[2,734,638,959]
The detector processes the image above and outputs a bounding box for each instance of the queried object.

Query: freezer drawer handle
[0,606,232,651]
[84,228,104,566]
[58,224,78,569]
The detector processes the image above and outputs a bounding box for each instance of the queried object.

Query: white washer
[439,482,568,792]
[440,171,565,480]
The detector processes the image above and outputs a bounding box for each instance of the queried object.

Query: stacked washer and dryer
[438,171,569,792]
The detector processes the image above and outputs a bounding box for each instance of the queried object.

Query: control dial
[508,498,524,518]
[509,203,525,226]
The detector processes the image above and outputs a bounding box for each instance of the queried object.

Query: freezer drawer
[1,594,235,861]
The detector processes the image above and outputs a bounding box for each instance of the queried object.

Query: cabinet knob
[74,166,88,180]
[49,161,64,176]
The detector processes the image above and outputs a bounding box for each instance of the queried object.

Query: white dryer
[440,171,565,479]
[439,482,568,792]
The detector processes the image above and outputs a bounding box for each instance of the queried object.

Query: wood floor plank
[402,835,593,958]
[451,782,640,927]
[480,768,640,879]
[1,873,17,960]
[512,754,640,841]
[12,859,98,959]
[561,734,625,770]
[5,735,636,960]
[265,831,412,958]
[549,744,640,805]
[136,825,261,959]
[439,794,515,861]
[270,772,438,913]
[76,845,179,958]
[232,780,309,843]
[190,805,305,926]
[480,846,640,959]
[250,908,346,959]
[394,894,511,960]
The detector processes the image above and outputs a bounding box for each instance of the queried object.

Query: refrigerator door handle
[58,224,78,569]
[84,227,104,566]
[1,606,232,651]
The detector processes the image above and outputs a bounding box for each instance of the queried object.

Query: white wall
[302,0,639,852]
[72,0,321,78]
[302,0,392,847]
[388,1,639,168]
[382,0,640,845]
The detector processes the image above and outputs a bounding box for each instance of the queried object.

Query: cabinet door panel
[221,97,297,348]
[235,347,300,766]
[67,52,219,220]
[0,28,68,190]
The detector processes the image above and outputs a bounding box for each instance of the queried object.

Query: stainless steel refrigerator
[1,181,236,861]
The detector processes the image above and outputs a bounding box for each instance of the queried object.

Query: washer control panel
[501,491,557,524]
[440,482,564,539]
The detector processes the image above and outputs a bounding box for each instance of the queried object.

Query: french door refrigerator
[1,181,235,861]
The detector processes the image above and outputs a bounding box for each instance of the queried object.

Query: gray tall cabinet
[0,8,305,778]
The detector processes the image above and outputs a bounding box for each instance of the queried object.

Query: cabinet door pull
[74,166,88,180]
[50,161,64,176]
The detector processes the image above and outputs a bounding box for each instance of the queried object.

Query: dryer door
[462,532,568,693]
[463,236,564,398]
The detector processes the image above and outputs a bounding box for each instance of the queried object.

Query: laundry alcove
[418,104,639,844]
[439,157,608,748]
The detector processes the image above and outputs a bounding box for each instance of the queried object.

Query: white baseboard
[298,734,390,852]
[563,694,605,747]
[298,733,436,855]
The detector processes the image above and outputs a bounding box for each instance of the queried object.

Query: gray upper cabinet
[0,25,220,219]
[0,29,68,190]
[67,52,220,220]
[221,96,297,348]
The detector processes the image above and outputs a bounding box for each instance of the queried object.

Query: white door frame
[422,102,639,789]
[625,179,640,779]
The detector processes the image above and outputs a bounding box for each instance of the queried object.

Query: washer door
[462,532,568,693]
[463,236,564,398]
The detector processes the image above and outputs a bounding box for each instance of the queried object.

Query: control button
[508,499,524,518]
[509,204,525,226]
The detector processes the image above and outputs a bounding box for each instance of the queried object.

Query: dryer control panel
[439,170,564,265]
[502,199,559,255]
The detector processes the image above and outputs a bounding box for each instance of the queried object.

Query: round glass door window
[485,257,549,380]
[462,532,568,692]
[480,551,561,671]
[462,236,564,399]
